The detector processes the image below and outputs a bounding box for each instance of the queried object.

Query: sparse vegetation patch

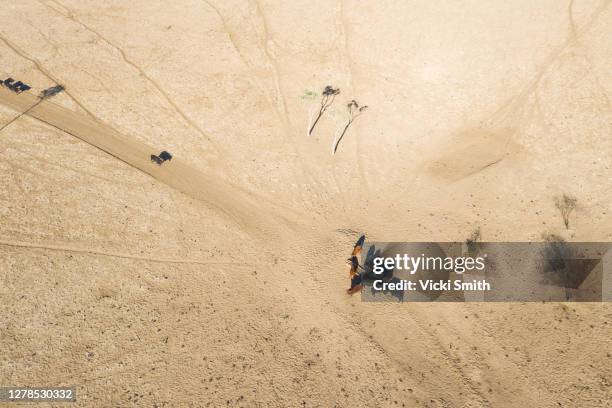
[555,194,577,229]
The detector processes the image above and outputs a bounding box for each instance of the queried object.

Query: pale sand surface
[0,1,611,407]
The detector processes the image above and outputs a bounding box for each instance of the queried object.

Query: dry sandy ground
[1,0,611,407]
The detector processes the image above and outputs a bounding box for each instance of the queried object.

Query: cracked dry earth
[1,1,611,407]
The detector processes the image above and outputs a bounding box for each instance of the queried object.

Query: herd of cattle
[2,74,172,165]
[1,76,64,99]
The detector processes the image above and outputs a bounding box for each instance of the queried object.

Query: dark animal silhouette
[40,85,65,99]
[1,77,31,94]
[150,150,173,165]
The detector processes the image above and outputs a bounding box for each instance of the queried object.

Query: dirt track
[0,87,298,235]
[1,1,611,407]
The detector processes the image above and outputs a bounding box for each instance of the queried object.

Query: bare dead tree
[554,194,577,229]
[309,85,340,136]
[332,100,367,154]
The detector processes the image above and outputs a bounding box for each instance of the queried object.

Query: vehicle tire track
[406,310,492,407]
[252,0,293,133]
[0,32,96,120]
[0,239,261,266]
[0,99,42,133]
[203,0,290,139]
[2,144,186,213]
[294,234,479,405]
[39,0,221,155]
[336,0,370,193]
[485,0,610,128]
[207,0,326,192]
[1,145,124,187]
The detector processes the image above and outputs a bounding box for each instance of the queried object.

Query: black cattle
[41,85,65,99]
[1,78,31,94]
[158,151,172,161]
[13,81,31,94]
[150,151,172,165]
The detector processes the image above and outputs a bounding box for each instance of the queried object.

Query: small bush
[554,194,577,229]
[465,227,481,256]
